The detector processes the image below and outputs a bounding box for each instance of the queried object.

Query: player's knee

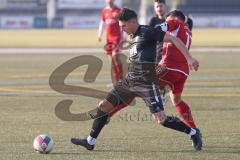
[173,99,181,106]
[98,100,114,113]
[171,96,182,106]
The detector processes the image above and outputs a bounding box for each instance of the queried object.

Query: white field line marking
[0,47,240,54]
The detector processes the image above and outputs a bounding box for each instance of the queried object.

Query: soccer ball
[33,134,54,154]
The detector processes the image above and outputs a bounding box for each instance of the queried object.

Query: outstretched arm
[98,20,106,42]
[163,34,199,71]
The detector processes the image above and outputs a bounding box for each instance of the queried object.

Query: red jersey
[101,6,121,40]
[161,19,192,75]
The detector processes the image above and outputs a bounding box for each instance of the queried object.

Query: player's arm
[163,34,199,71]
[154,22,198,70]
[98,9,106,42]
[98,20,106,42]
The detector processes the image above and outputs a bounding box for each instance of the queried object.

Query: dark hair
[154,0,166,4]
[117,8,137,21]
[187,17,193,31]
[165,10,185,21]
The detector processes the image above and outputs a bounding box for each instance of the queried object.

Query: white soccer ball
[33,134,54,154]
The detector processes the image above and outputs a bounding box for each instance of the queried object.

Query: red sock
[112,62,123,82]
[175,101,197,128]
[116,64,123,80]
[108,99,133,117]
[111,62,119,82]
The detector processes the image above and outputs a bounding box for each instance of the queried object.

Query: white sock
[189,128,196,136]
[87,136,96,145]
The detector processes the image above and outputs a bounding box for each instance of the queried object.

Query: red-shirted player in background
[156,10,201,134]
[98,0,123,84]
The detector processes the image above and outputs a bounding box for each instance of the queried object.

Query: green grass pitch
[0,51,240,160]
[0,29,240,159]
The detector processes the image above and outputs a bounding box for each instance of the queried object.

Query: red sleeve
[116,6,121,13]
[166,19,180,31]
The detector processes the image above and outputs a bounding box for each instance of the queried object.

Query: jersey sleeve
[154,22,168,32]
[165,19,180,31]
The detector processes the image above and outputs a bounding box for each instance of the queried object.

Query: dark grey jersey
[127,25,166,83]
[149,16,166,62]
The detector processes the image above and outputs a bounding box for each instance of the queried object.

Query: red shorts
[104,38,121,55]
[156,68,187,94]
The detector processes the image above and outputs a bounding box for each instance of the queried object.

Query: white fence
[1,15,240,29]
[0,16,33,29]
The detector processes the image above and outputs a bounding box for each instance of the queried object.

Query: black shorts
[105,78,164,113]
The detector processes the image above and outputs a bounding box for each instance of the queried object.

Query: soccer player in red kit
[98,0,123,83]
[109,11,200,128]
[109,10,201,131]
[156,10,199,131]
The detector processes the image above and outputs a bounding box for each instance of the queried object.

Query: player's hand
[98,37,102,42]
[188,57,199,71]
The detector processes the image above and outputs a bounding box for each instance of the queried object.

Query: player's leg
[71,80,135,150]
[157,69,198,129]
[106,53,122,84]
[104,40,118,84]
[108,98,133,117]
[70,99,114,150]
[170,83,202,147]
[157,69,202,149]
[152,110,202,151]
[138,83,194,135]
[169,71,199,129]
[111,40,124,82]
[105,39,123,84]
[112,53,123,81]
[85,97,134,146]
[140,83,202,151]
[106,54,116,85]
[170,91,197,128]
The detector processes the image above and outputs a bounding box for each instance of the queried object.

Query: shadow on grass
[203,145,240,154]
[50,152,90,155]
[71,144,240,154]
[49,147,239,155]
[93,149,194,153]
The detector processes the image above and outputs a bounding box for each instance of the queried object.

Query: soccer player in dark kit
[71,8,202,151]
[149,0,169,62]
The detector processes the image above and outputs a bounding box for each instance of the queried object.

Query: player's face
[119,19,136,35]
[154,2,167,17]
[166,16,174,21]
[106,0,114,5]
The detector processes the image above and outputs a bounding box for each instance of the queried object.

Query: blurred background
[0,0,239,29]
